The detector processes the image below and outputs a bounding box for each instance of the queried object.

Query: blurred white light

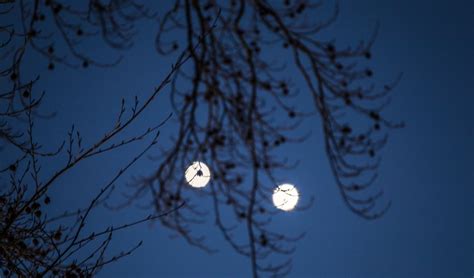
[272,183,299,211]
[185,161,211,188]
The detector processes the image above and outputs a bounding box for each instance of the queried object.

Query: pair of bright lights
[184,161,299,211]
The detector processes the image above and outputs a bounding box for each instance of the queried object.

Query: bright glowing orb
[272,183,299,211]
[185,161,211,188]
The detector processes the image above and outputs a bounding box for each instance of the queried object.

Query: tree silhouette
[0,0,402,277]
[0,0,187,276]
[118,1,403,277]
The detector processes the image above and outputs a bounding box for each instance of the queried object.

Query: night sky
[14,0,473,277]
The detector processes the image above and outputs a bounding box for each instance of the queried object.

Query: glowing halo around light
[185,161,211,188]
[272,183,299,211]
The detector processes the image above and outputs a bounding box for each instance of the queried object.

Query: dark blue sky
[18,0,473,277]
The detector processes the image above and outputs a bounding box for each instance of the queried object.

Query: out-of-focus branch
[118,1,403,276]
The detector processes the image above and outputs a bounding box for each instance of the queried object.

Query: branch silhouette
[0,0,191,276]
[1,1,402,277]
[116,1,403,277]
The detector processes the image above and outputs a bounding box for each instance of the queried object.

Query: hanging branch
[118,1,402,277]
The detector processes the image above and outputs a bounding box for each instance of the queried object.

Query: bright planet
[185,161,211,188]
[272,183,299,211]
